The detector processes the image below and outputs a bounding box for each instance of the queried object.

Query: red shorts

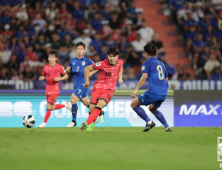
[46,94,59,105]
[90,89,114,105]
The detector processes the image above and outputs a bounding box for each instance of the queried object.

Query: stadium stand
[2,0,220,82]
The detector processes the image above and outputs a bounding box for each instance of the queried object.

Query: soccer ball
[23,115,36,128]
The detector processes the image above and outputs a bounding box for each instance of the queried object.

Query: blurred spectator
[109,13,121,30]
[89,33,104,52]
[16,4,29,21]
[135,12,144,30]
[6,54,19,74]
[91,12,103,31]
[199,46,210,67]
[64,34,74,51]
[2,23,14,40]
[20,65,36,82]
[20,54,38,72]
[32,13,46,30]
[11,70,19,80]
[151,33,164,57]
[126,1,137,22]
[105,35,118,48]
[59,24,72,39]
[183,11,197,32]
[193,33,206,68]
[125,45,141,66]
[0,10,12,25]
[27,46,39,61]
[210,66,222,80]
[127,68,137,80]
[192,2,204,22]
[45,23,56,41]
[161,55,176,79]
[99,44,108,60]
[212,0,222,11]
[177,1,190,25]
[1,41,12,64]
[174,64,190,81]
[64,13,76,30]
[46,1,58,20]
[15,25,28,40]
[101,3,112,20]
[204,53,221,79]
[138,20,154,43]
[58,45,70,64]
[71,1,84,20]
[119,34,130,53]
[51,33,61,50]
[72,31,92,54]
[14,42,27,63]
[0,67,10,80]
[59,3,70,20]
[131,33,146,52]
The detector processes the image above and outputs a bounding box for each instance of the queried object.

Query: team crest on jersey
[142,66,146,70]
[96,62,101,66]
[72,63,75,65]
[82,61,85,66]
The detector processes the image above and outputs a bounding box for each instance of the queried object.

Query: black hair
[144,43,156,56]
[49,51,57,57]
[76,42,85,49]
[107,46,119,56]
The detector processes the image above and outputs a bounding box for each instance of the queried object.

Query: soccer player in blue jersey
[130,43,172,132]
[66,42,104,127]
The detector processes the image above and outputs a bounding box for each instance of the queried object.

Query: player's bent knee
[71,94,79,104]
[149,105,157,113]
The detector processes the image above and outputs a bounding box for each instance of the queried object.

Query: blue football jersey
[141,56,169,96]
[68,56,93,88]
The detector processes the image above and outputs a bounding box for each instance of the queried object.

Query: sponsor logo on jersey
[82,61,85,66]
[96,62,101,66]
[179,104,220,115]
[72,63,75,65]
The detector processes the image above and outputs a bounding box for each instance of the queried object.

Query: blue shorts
[138,91,167,108]
[74,85,88,100]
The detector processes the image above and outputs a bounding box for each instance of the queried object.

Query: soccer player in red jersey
[80,46,123,131]
[37,51,71,128]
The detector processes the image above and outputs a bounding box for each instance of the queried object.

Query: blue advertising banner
[1,80,222,90]
[0,91,174,128]
[174,90,222,127]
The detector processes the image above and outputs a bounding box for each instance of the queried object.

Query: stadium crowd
[169,0,222,80]
[0,0,159,82]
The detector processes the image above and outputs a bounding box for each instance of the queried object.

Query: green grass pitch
[0,127,221,170]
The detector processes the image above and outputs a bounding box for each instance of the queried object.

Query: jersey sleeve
[42,66,46,76]
[60,65,66,76]
[93,61,103,70]
[141,62,149,74]
[88,59,94,66]
[118,59,123,68]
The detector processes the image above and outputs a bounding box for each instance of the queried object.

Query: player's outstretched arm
[39,75,46,81]
[130,73,148,98]
[83,65,94,88]
[89,70,98,77]
[118,66,123,84]
[54,74,68,82]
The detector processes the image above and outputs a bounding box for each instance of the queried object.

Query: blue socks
[72,103,78,121]
[153,110,169,128]
[133,106,151,123]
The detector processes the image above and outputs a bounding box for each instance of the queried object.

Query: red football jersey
[42,63,66,95]
[92,59,123,91]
